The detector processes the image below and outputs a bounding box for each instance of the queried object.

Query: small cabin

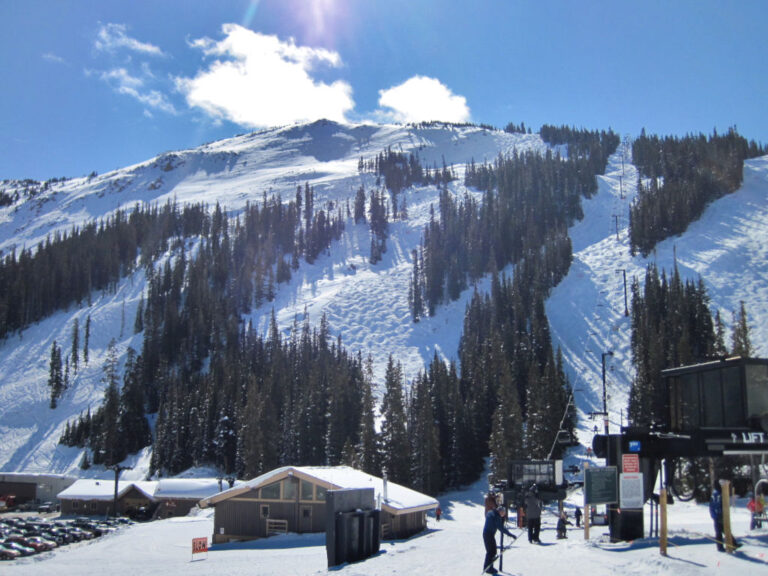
[199,466,438,544]
[58,479,157,517]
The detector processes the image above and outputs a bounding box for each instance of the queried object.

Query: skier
[747,490,765,529]
[574,506,582,528]
[524,484,542,543]
[483,506,516,574]
[436,505,442,522]
[556,511,572,539]
[709,482,741,551]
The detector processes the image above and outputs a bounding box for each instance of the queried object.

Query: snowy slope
[547,142,768,461]
[0,120,766,478]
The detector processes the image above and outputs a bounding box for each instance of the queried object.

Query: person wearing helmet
[525,484,542,543]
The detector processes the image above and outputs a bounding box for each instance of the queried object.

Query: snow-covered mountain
[1,120,766,478]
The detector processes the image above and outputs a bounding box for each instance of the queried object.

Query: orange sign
[622,454,640,473]
[192,537,208,555]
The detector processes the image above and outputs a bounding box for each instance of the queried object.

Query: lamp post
[108,464,133,518]
[601,351,614,435]
[616,269,629,317]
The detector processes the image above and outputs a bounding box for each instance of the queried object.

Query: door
[300,505,313,533]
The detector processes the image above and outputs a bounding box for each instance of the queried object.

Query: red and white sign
[622,454,640,474]
[192,537,208,555]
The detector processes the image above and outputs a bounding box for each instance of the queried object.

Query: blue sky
[1,0,766,181]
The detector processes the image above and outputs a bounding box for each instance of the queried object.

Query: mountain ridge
[0,120,766,478]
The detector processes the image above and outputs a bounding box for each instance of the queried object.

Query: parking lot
[0,512,132,561]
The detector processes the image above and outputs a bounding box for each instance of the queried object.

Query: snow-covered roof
[57,479,157,502]
[154,478,239,500]
[199,466,438,515]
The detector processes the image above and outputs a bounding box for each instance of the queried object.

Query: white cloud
[377,76,471,124]
[95,23,165,57]
[42,52,67,65]
[98,68,177,115]
[176,24,354,128]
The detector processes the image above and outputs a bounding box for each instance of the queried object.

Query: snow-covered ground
[4,473,767,576]
[0,120,767,480]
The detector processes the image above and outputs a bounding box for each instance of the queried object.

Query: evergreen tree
[83,314,91,365]
[356,356,380,475]
[95,339,122,466]
[408,372,442,495]
[730,301,753,357]
[713,310,728,356]
[380,355,410,485]
[70,318,79,373]
[48,340,64,408]
[117,348,152,456]
[487,345,523,482]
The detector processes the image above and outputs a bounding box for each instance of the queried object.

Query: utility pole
[616,269,628,317]
[601,351,614,435]
[109,464,133,518]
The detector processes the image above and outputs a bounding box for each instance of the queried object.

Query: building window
[261,482,280,500]
[283,478,297,501]
[261,505,270,518]
[301,480,314,501]
[316,485,327,501]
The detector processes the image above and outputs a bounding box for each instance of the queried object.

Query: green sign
[584,466,617,505]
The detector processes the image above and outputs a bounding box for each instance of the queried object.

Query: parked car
[23,536,57,551]
[65,527,94,541]
[5,535,49,553]
[0,544,21,560]
[0,540,36,557]
[37,502,55,514]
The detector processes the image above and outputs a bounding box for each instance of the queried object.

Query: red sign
[622,454,640,473]
[192,537,208,555]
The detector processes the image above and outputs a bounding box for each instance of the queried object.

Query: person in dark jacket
[556,511,572,539]
[483,506,516,574]
[524,484,542,543]
[574,506,582,528]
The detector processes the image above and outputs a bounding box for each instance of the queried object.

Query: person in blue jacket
[709,482,741,552]
[483,506,516,574]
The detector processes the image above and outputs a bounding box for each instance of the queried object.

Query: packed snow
[4,471,768,575]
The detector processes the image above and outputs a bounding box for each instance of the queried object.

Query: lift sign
[628,440,641,453]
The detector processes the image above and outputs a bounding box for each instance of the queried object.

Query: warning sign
[622,454,640,473]
[192,537,208,555]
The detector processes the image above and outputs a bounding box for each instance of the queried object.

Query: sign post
[660,488,667,556]
[722,480,735,554]
[583,462,590,540]
[191,537,208,561]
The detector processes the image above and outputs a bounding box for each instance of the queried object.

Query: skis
[480,539,518,575]
[480,553,500,575]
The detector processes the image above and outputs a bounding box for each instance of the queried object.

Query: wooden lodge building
[56,477,233,519]
[199,466,438,543]
[57,479,157,517]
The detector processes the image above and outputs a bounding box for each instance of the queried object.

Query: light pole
[601,351,614,435]
[616,269,628,317]
[109,464,133,518]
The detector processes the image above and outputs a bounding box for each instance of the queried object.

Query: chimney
[382,470,388,502]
